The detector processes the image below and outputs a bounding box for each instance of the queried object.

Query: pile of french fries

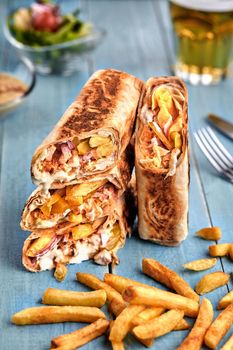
[11,227,233,349]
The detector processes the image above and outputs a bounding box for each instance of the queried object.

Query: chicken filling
[25,220,122,270]
[31,180,117,228]
[140,84,185,176]
[37,134,116,182]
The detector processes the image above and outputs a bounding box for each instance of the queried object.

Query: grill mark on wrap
[58,129,72,138]
[136,76,189,245]
[63,70,122,133]
[144,172,178,241]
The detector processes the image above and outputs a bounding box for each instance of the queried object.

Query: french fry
[109,322,125,350]
[77,139,91,155]
[104,273,147,293]
[196,227,222,240]
[51,318,109,348]
[209,244,231,257]
[42,288,107,307]
[218,290,233,310]
[89,135,111,147]
[108,298,127,317]
[105,272,192,323]
[109,305,145,342]
[134,337,154,348]
[131,306,165,327]
[68,181,106,197]
[114,307,157,347]
[204,304,233,349]
[148,121,173,150]
[132,307,184,346]
[132,309,184,339]
[183,258,217,271]
[177,298,213,350]
[54,263,68,282]
[220,334,233,350]
[173,318,191,331]
[11,306,106,325]
[105,272,196,314]
[131,307,164,348]
[111,341,124,350]
[142,258,199,302]
[228,245,233,261]
[77,272,126,315]
[51,345,75,350]
[195,271,230,295]
[26,230,55,257]
[123,285,199,317]
[112,318,154,348]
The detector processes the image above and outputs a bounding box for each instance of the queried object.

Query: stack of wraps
[135,77,189,246]
[21,69,143,272]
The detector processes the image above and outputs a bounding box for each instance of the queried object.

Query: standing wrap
[135,77,189,246]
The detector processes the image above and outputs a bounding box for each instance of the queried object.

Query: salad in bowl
[5,0,105,75]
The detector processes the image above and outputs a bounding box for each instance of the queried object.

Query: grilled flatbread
[31,69,143,189]
[135,77,189,246]
[22,197,130,272]
[22,148,133,231]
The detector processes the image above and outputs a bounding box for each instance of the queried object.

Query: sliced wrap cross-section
[21,69,141,273]
[135,76,189,246]
[31,69,143,189]
[22,197,131,271]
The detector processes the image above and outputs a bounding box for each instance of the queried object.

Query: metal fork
[194,127,233,183]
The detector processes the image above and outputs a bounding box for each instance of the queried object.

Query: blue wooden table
[0,1,232,349]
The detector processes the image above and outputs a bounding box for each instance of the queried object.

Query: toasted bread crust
[135,76,189,246]
[22,196,131,272]
[31,69,143,187]
[22,147,134,231]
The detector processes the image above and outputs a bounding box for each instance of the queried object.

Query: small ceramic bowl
[0,51,36,117]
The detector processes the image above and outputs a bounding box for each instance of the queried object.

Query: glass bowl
[0,52,36,117]
[4,15,106,76]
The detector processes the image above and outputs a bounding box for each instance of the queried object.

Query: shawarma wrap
[22,197,130,272]
[21,149,133,231]
[31,69,143,189]
[135,76,189,246]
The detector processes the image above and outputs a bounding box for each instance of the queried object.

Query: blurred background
[1,2,233,350]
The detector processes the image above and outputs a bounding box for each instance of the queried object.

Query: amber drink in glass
[170,0,233,84]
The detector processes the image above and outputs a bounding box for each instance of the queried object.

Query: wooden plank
[0,1,110,347]
[88,0,232,348]
[159,0,233,290]
[156,0,176,71]
[1,0,232,349]
[0,68,113,349]
[190,84,233,293]
[88,0,170,79]
[0,90,112,350]
[115,149,229,350]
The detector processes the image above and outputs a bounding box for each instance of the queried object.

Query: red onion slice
[82,152,93,162]
[35,235,58,258]
[67,140,75,150]
[60,144,72,162]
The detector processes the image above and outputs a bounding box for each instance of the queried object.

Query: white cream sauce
[38,230,111,271]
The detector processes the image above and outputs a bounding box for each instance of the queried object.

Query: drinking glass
[170,0,233,85]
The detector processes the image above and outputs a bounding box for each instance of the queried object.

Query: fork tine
[206,127,233,164]
[195,131,233,182]
[196,130,232,174]
[200,128,233,170]
[194,132,223,173]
